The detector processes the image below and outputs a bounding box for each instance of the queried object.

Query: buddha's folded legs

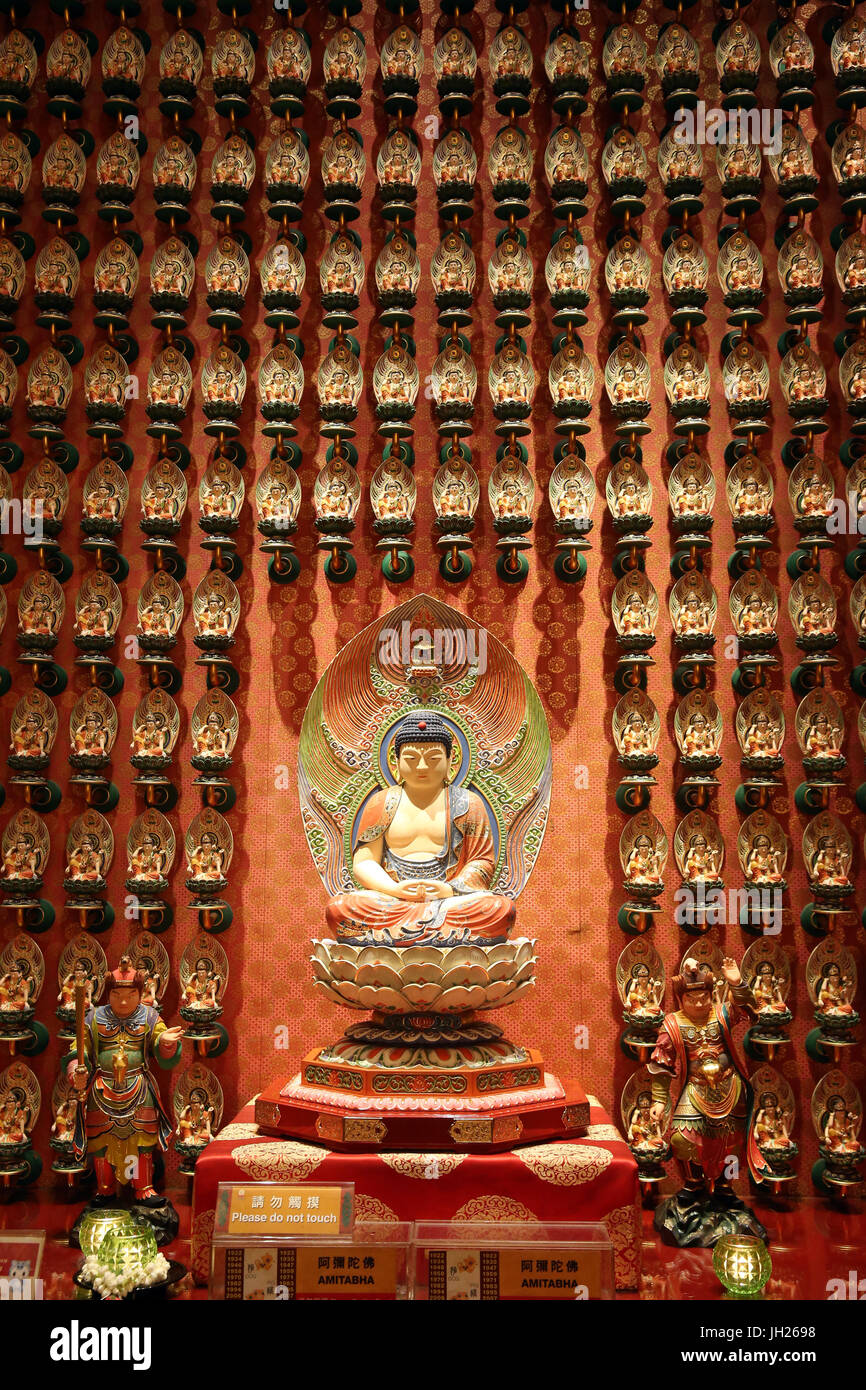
[325,888,516,945]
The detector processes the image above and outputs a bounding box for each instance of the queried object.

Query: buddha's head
[393,710,453,793]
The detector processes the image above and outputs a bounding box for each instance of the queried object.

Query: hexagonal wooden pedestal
[254,1012,590,1153]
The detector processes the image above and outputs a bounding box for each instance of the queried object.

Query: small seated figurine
[326,711,515,946]
[175,1088,215,1155]
[752,960,789,1014]
[624,835,662,885]
[823,1099,862,1155]
[627,1091,667,1154]
[817,962,856,1017]
[744,835,785,886]
[624,963,663,1019]
[180,958,221,1014]
[754,1093,794,1152]
[0,965,30,1014]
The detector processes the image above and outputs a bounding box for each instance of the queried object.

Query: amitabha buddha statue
[326,709,515,946]
[254,594,593,1153]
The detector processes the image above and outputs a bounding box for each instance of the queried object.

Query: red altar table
[191,1094,640,1291]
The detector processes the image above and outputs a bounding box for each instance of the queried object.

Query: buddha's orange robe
[326,785,515,946]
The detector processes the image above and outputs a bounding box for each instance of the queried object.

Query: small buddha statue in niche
[325,709,515,946]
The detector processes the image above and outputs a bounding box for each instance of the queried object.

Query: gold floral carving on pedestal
[230,1139,329,1181]
[344,1118,387,1144]
[214,1121,260,1142]
[603,1202,641,1291]
[514,1143,613,1185]
[380,1152,466,1179]
[562,1106,586,1129]
[355,1195,399,1222]
[449,1116,523,1145]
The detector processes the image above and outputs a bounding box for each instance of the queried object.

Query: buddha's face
[397,740,449,792]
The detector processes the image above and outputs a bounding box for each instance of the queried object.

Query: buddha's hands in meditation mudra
[325,711,516,946]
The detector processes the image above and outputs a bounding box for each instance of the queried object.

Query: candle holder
[713,1235,772,1299]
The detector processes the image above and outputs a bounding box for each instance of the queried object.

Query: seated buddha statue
[325,710,516,947]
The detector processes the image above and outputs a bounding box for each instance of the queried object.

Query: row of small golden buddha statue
[598,0,864,1196]
[0,2,243,1187]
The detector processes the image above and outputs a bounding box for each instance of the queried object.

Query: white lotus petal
[357,984,406,1010]
[400,946,444,967]
[442,945,488,970]
[334,980,363,1004]
[482,979,516,1003]
[401,982,443,1006]
[488,958,519,982]
[401,962,444,985]
[328,956,360,982]
[436,984,487,1011]
[356,963,404,990]
[357,946,399,968]
[439,964,489,990]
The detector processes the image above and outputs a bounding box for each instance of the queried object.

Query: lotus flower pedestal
[255,939,590,1152]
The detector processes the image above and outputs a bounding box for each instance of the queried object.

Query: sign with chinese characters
[428,1247,609,1300]
[217,1241,407,1300]
[214,1182,354,1239]
[414,1222,614,1301]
